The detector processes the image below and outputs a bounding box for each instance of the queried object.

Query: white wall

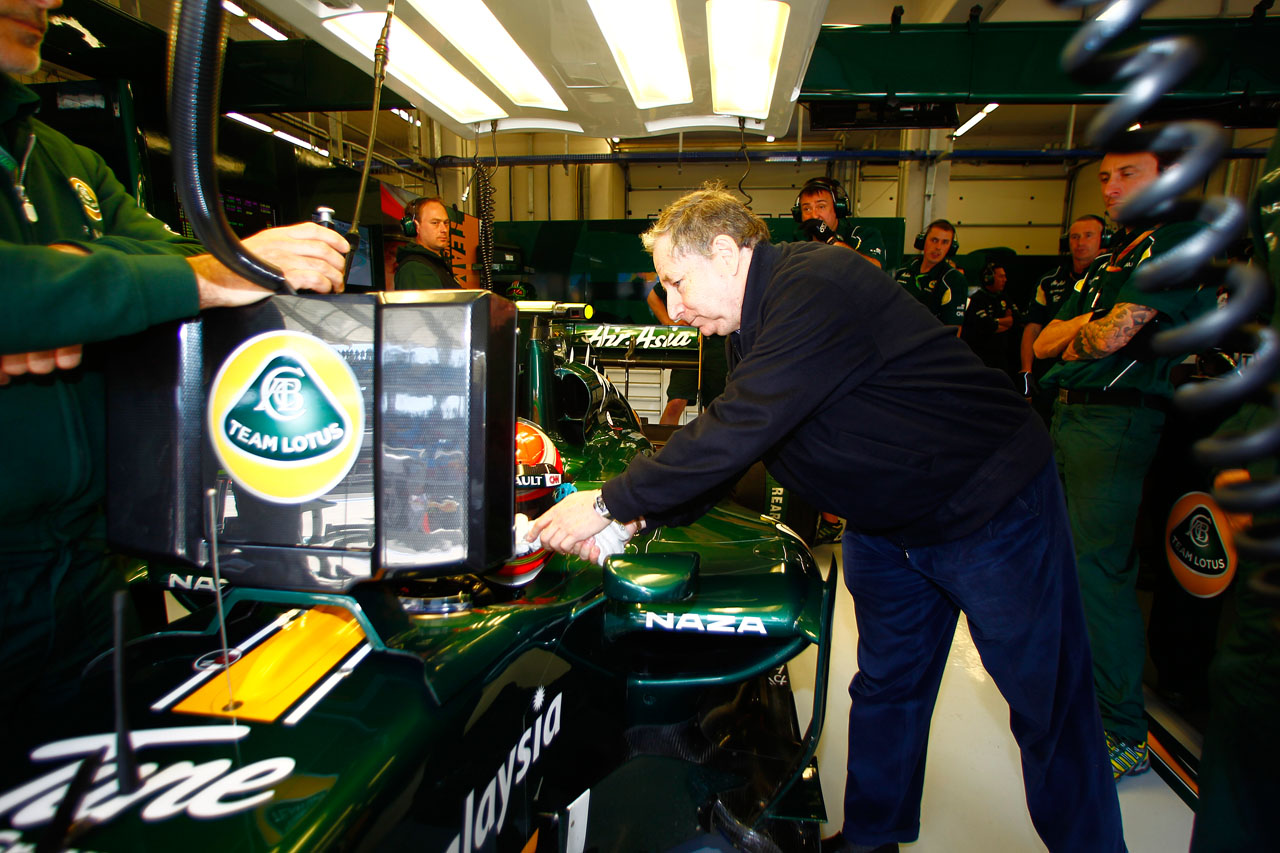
[433,127,1265,262]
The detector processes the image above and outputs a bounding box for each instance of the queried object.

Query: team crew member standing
[395,196,460,289]
[1034,145,1217,779]
[1019,215,1108,407]
[0,0,348,759]
[893,219,966,329]
[531,184,1123,853]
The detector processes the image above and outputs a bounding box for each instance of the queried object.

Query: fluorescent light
[248,17,287,40]
[953,103,999,138]
[587,0,692,109]
[392,107,422,127]
[324,13,506,125]
[707,0,790,119]
[225,112,272,132]
[478,118,585,133]
[273,129,327,157]
[1128,122,1142,131]
[221,0,246,16]
[405,0,565,111]
[766,135,775,142]
[645,115,765,134]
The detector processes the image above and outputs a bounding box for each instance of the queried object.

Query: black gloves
[800,218,841,245]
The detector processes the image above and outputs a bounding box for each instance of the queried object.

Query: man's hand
[1016,371,1037,399]
[528,489,611,556]
[0,345,82,386]
[189,222,349,309]
[800,218,840,245]
[1033,312,1092,360]
[996,314,1014,332]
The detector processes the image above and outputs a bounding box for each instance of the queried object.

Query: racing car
[0,292,834,852]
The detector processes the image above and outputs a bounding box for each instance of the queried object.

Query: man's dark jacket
[394,243,459,290]
[602,241,1050,547]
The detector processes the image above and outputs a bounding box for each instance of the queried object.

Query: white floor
[789,542,1196,852]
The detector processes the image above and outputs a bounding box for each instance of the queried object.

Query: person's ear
[709,234,739,271]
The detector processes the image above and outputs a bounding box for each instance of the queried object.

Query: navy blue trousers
[839,461,1126,851]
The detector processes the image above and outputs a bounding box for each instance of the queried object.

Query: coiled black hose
[1053,0,1280,565]
[168,0,291,292]
[475,159,496,292]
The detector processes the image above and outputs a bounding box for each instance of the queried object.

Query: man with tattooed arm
[1033,141,1217,781]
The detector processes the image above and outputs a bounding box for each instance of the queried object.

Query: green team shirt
[1041,221,1218,397]
[0,74,203,551]
[1028,260,1096,327]
[893,256,967,326]
[844,224,886,266]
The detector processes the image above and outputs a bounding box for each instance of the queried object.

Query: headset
[400,198,424,239]
[913,219,959,257]
[791,177,851,222]
[981,260,1009,287]
[1058,213,1116,254]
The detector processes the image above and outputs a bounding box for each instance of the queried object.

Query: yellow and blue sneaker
[1107,731,1151,780]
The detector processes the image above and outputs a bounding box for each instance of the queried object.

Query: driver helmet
[491,419,566,586]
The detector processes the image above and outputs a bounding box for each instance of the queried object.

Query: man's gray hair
[641,182,771,258]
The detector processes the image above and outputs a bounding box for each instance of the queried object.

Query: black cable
[168,0,289,291]
[736,117,753,208]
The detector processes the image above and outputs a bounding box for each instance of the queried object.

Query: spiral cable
[1053,0,1280,568]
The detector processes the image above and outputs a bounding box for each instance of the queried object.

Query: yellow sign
[208,330,364,504]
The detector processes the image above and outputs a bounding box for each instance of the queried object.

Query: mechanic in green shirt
[793,176,886,269]
[395,195,460,290]
[0,0,348,760]
[893,219,966,329]
[1034,143,1218,781]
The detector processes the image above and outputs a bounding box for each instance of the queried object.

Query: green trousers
[1051,400,1165,742]
[1190,403,1280,852]
[0,543,122,778]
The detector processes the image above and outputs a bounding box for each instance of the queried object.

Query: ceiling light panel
[707,0,789,119]
[405,0,567,111]
[586,0,692,110]
[324,13,507,125]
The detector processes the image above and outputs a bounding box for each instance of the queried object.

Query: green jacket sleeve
[55,132,205,258]
[942,268,967,326]
[0,242,199,352]
[0,123,202,353]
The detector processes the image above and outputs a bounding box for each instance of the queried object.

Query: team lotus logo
[1165,491,1237,599]
[68,176,102,222]
[209,331,365,504]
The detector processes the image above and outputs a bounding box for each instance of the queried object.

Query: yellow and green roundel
[208,330,364,504]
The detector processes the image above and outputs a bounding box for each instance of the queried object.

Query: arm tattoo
[1064,303,1158,361]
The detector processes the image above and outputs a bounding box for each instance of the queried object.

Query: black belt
[1057,388,1169,412]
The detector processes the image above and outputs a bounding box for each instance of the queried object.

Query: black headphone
[914,219,959,257]
[981,261,1008,286]
[791,177,851,222]
[1059,214,1116,254]
[400,198,424,239]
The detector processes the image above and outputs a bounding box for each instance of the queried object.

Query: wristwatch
[593,492,613,521]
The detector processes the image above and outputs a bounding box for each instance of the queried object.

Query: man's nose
[667,291,683,321]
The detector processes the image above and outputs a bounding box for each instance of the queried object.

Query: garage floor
[789,541,1196,852]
